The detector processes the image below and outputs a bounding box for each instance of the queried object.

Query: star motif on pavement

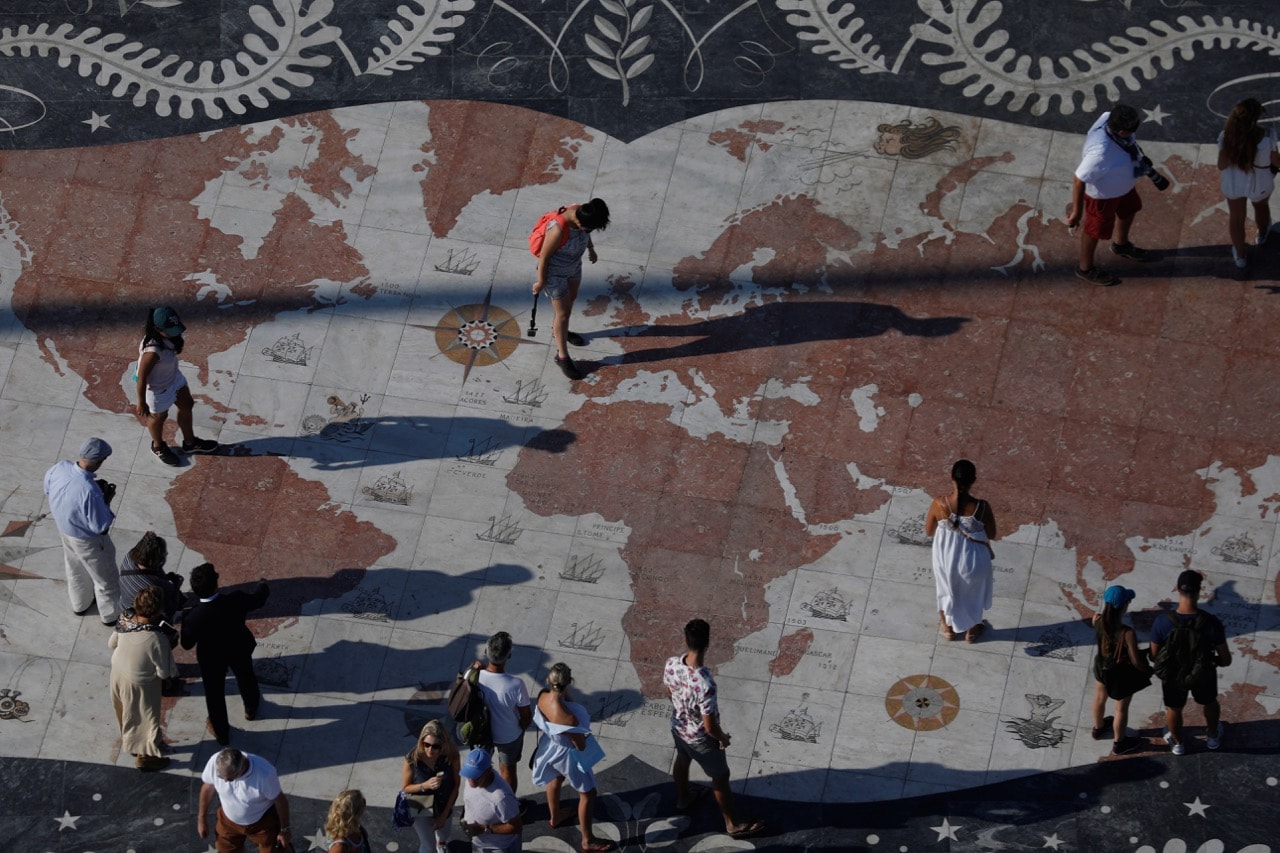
[931,817,961,840]
[55,810,80,830]
[1143,104,1170,126]
[82,111,111,132]
[302,827,328,850]
[1043,833,1065,849]
[1184,796,1211,817]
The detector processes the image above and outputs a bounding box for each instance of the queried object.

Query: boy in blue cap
[460,748,522,851]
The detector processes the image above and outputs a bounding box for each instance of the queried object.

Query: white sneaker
[1232,246,1247,268]
[1163,729,1185,755]
[1207,721,1225,750]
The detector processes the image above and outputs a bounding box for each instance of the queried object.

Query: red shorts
[1083,188,1142,239]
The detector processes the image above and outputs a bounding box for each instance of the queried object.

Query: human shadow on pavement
[590,300,968,368]
[207,415,575,471]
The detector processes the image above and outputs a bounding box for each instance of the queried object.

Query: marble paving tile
[906,707,999,787]
[223,372,312,437]
[783,569,871,637]
[858,577,944,644]
[393,570,486,639]
[752,682,844,768]
[38,659,114,764]
[829,689,918,776]
[351,450,441,516]
[742,758,827,803]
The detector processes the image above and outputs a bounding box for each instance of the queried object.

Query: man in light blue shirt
[43,437,119,624]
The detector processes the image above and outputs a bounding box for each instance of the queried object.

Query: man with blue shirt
[43,436,119,624]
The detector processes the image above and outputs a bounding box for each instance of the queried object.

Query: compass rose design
[411,284,538,382]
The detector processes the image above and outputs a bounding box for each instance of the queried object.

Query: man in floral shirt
[663,618,764,839]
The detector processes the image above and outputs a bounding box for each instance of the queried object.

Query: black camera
[1137,154,1170,191]
[95,478,117,505]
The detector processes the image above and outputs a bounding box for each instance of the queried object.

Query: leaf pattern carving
[911,0,1280,116]
[584,0,655,104]
[360,0,476,77]
[0,0,340,120]
[775,0,890,74]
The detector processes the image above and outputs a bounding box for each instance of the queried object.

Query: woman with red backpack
[531,199,611,380]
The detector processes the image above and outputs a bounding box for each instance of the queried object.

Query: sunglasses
[422,740,442,750]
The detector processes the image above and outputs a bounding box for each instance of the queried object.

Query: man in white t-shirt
[474,631,532,794]
[461,748,523,852]
[197,748,292,852]
[1065,103,1159,286]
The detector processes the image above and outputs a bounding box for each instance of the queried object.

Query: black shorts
[1161,673,1218,710]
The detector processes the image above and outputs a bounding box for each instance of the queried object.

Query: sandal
[727,820,765,839]
[965,622,986,643]
[939,620,957,641]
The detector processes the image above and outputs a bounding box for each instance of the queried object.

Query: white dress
[1218,126,1278,202]
[932,501,993,633]
[530,699,596,792]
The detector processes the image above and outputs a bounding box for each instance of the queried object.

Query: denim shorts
[542,274,572,301]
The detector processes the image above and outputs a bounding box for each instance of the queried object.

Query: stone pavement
[2,1,1280,851]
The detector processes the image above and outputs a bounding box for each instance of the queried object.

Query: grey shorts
[493,733,525,767]
[672,730,729,780]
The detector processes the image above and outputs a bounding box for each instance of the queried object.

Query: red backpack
[528,208,570,257]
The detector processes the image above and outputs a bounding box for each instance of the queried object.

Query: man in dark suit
[181,563,269,746]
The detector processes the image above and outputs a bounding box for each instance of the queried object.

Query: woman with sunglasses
[401,719,461,853]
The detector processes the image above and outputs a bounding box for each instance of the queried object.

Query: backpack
[447,666,492,748]
[1152,611,1214,690]
[528,208,569,257]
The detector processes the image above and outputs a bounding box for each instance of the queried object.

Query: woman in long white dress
[925,459,998,643]
[531,663,612,852]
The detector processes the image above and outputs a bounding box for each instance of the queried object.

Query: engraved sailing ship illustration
[342,587,391,621]
[769,694,823,743]
[476,514,522,545]
[888,517,931,546]
[261,332,314,365]
[502,378,548,408]
[1211,534,1261,566]
[457,435,502,466]
[1025,626,1076,661]
[595,692,634,727]
[801,588,851,621]
[560,554,605,584]
[434,248,480,276]
[361,471,413,505]
[558,621,605,652]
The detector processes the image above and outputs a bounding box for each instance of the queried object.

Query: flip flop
[727,820,765,839]
[676,786,710,811]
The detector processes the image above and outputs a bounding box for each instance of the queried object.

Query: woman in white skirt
[1218,98,1280,268]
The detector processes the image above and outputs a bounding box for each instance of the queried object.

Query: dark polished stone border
[0,0,1277,149]
[3,750,1278,850]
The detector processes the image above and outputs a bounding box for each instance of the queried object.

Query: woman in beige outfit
[109,585,173,770]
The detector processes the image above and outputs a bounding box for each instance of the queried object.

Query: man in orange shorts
[1066,104,1157,286]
